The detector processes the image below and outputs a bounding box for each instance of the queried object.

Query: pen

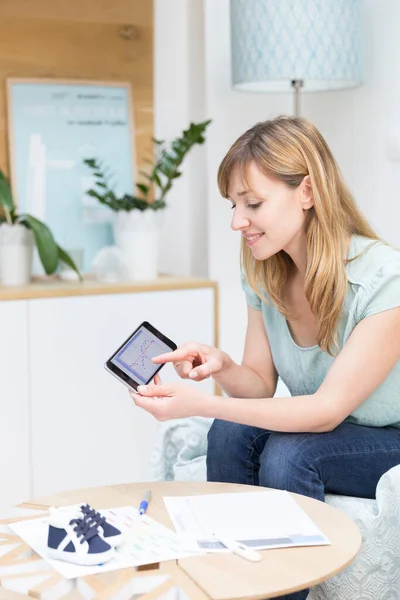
[139,490,152,515]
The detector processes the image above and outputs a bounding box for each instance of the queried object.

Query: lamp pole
[291,79,304,117]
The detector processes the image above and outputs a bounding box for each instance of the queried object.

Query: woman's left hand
[129,374,208,421]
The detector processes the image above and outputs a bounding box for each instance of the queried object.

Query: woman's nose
[231,208,250,231]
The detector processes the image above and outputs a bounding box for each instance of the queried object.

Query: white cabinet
[0,300,30,511]
[0,280,216,504]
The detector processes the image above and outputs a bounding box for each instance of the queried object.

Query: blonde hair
[218,116,379,355]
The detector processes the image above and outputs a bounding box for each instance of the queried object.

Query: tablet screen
[110,323,174,386]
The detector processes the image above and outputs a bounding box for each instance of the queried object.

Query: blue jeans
[207,420,400,600]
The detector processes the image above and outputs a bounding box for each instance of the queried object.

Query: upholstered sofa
[150,416,400,600]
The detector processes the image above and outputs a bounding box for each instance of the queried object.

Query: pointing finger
[152,350,184,364]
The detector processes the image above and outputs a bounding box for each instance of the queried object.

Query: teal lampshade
[231,0,363,93]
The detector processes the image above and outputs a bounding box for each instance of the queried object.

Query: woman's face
[227,162,312,261]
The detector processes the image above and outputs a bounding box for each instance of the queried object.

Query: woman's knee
[259,432,319,490]
[207,420,267,483]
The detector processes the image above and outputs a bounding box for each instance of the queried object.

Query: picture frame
[6,78,136,271]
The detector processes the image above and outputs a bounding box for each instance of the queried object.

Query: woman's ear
[301,175,314,210]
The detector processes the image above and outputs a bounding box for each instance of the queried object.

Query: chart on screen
[114,329,170,383]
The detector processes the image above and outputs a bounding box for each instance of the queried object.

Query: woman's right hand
[152,342,227,381]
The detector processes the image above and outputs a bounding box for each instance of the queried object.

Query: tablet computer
[104,321,177,391]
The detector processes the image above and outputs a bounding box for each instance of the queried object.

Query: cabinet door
[29,288,215,497]
[0,300,30,510]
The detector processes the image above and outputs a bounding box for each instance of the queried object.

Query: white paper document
[163,490,330,551]
[9,506,202,579]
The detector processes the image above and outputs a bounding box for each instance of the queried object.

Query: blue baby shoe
[47,507,115,566]
[80,503,123,547]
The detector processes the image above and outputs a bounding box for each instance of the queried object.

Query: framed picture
[7,78,136,271]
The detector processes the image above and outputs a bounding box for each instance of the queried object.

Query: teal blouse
[241,235,400,428]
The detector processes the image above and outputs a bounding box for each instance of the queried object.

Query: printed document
[9,506,201,579]
[163,490,330,551]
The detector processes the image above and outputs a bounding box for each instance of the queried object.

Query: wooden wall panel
[0,2,153,182]
[0,0,152,25]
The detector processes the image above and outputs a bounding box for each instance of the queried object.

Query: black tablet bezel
[105,321,177,391]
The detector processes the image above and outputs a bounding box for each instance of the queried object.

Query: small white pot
[0,223,34,286]
[113,210,163,281]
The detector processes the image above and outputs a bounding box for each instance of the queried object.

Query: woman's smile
[244,232,264,246]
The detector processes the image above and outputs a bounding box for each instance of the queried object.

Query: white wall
[154,0,208,278]
[156,0,400,367]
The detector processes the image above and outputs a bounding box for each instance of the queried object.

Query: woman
[131,116,400,600]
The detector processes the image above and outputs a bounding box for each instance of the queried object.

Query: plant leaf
[19,214,59,274]
[86,189,105,200]
[151,119,212,205]
[57,245,82,280]
[83,158,98,168]
[0,171,15,213]
[151,199,166,210]
[152,172,162,187]
[136,183,149,195]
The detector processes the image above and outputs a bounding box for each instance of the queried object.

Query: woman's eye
[248,202,262,210]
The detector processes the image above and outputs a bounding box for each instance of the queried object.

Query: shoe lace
[80,504,106,529]
[69,514,99,544]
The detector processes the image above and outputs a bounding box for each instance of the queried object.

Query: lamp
[230,0,363,115]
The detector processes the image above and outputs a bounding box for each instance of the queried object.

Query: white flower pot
[113,210,162,281]
[0,223,34,286]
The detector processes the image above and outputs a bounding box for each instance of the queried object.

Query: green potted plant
[0,169,81,286]
[83,120,211,280]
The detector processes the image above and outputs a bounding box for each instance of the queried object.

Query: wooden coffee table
[0,481,361,599]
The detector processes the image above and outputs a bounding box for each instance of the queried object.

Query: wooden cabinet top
[0,276,217,301]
